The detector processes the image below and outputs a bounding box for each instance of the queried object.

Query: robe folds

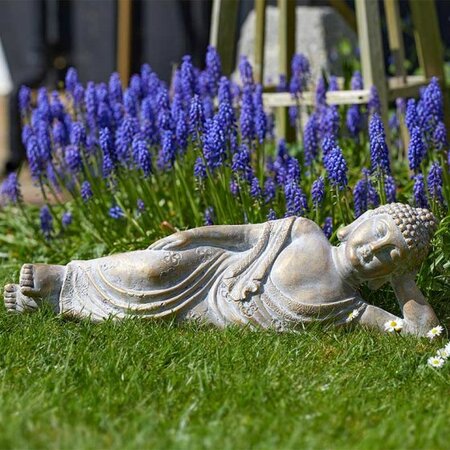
[59,217,366,329]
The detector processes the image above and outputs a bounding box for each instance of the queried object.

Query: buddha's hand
[148,231,191,251]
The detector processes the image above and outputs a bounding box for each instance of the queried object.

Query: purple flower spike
[239,56,254,86]
[408,127,426,172]
[413,174,429,208]
[250,176,262,199]
[109,205,125,219]
[267,209,277,221]
[0,172,22,204]
[194,157,206,179]
[290,53,310,96]
[311,177,325,208]
[433,121,448,151]
[205,46,222,95]
[324,143,348,190]
[264,177,276,203]
[405,99,418,133]
[65,68,79,93]
[254,84,266,144]
[189,94,205,136]
[157,129,177,171]
[203,117,226,171]
[62,211,73,227]
[315,77,326,108]
[65,145,82,174]
[385,175,397,203]
[18,86,31,116]
[240,85,255,142]
[109,72,123,104]
[346,105,362,140]
[427,162,444,205]
[40,205,53,238]
[350,71,363,90]
[132,136,152,177]
[204,207,215,225]
[181,55,196,103]
[303,113,319,166]
[369,113,390,175]
[80,181,93,202]
[368,86,381,115]
[284,180,308,217]
[423,77,444,124]
[322,217,333,239]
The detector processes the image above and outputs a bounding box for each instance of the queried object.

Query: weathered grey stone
[3,203,440,336]
[235,6,358,84]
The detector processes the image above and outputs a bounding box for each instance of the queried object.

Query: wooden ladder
[209,0,448,139]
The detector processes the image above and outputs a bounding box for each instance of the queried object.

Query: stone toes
[19,264,34,288]
[3,284,17,311]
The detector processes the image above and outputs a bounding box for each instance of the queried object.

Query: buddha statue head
[337,203,438,286]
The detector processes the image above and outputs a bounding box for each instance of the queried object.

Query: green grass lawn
[0,212,449,450]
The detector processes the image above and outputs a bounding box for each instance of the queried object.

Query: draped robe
[59,217,366,329]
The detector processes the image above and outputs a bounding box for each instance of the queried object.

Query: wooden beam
[384,0,406,81]
[355,0,388,121]
[254,0,266,84]
[329,0,357,32]
[277,0,296,141]
[409,0,449,130]
[117,0,132,86]
[210,0,239,76]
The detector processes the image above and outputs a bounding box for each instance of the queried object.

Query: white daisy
[445,342,450,353]
[384,318,404,333]
[426,325,444,340]
[346,309,360,323]
[436,348,450,359]
[427,356,445,368]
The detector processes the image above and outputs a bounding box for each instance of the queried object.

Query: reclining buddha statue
[3,203,440,336]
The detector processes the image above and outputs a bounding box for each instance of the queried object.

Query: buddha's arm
[391,273,439,334]
[356,273,439,336]
[149,223,266,251]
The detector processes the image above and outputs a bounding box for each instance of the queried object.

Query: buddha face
[338,213,408,281]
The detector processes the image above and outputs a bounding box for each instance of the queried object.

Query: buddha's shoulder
[289,217,328,241]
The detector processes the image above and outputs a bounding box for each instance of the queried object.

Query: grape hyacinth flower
[204,207,215,225]
[218,77,236,130]
[232,144,252,179]
[413,174,429,208]
[324,143,348,190]
[203,116,226,171]
[368,86,381,115]
[189,94,205,136]
[408,127,426,173]
[346,105,362,141]
[254,84,266,144]
[132,136,152,177]
[109,205,125,219]
[303,113,319,166]
[205,45,222,95]
[65,67,79,93]
[322,217,333,239]
[26,134,44,179]
[229,179,239,197]
[385,175,397,203]
[250,176,262,199]
[427,162,444,205]
[433,121,448,151]
[267,209,277,221]
[18,86,31,117]
[137,199,145,214]
[0,172,22,204]
[353,177,368,218]
[311,177,325,208]
[194,157,206,180]
[369,113,390,175]
[62,211,73,227]
[80,180,93,202]
[264,177,276,203]
[65,145,82,174]
[290,53,310,96]
[157,129,177,171]
[239,56,253,86]
[423,77,444,124]
[181,55,196,104]
[328,76,339,92]
[240,85,255,142]
[320,106,339,139]
[405,99,418,133]
[109,72,123,104]
[315,77,326,108]
[350,71,363,90]
[284,180,308,217]
[176,108,189,152]
[40,205,53,238]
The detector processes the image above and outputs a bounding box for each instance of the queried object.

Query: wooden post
[355,0,388,122]
[210,0,239,76]
[409,0,449,129]
[384,0,406,82]
[277,0,296,141]
[117,0,132,86]
[254,0,266,84]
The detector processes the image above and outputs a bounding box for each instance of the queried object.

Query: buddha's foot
[3,283,39,313]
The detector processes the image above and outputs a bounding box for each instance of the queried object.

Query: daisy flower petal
[346,309,360,323]
[426,325,444,340]
[384,318,404,333]
[427,356,445,368]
